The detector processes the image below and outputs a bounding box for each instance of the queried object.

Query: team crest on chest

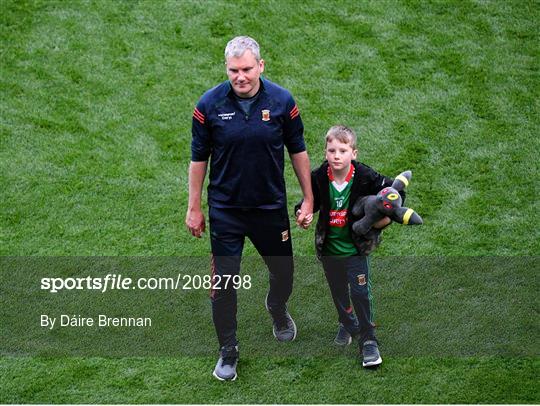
[261,109,270,121]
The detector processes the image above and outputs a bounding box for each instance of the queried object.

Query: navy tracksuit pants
[321,255,376,342]
[209,206,294,348]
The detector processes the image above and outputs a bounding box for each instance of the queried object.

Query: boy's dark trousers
[321,255,376,343]
[209,206,294,348]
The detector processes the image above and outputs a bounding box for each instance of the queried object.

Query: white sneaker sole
[212,370,237,381]
[363,356,382,367]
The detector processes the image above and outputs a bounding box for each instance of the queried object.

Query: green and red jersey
[322,164,358,256]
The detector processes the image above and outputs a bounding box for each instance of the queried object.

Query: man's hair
[325,125,357,150]
[225,36,261,61]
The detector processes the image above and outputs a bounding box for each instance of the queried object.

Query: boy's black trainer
[362,340,382,368]
[334,323,353,346]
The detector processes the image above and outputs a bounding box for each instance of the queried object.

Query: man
[185,36,313,381]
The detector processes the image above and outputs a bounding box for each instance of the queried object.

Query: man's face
[226,50,265,98]
[325,138,358,172]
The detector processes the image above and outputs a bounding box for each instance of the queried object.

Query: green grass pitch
[1,0,538,403]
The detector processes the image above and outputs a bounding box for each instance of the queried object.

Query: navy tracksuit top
[191,78,306,209]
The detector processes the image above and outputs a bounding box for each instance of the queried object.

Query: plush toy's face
[376,187,402,214]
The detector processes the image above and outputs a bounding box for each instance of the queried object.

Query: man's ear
[259,59,265,73]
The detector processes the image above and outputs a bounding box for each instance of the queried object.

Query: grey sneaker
[272,311,297,341]
[334,324,352,346]
[213,345,238,381]
[362,340,382,368]
[265,295,297,342]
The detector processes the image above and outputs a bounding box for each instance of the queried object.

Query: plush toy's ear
[392,207,423,225]
[391,170,412,191]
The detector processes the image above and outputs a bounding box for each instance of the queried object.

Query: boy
[296,125,403,368]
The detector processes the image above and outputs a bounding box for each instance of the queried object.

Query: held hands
[295,199,314,229]
[185,208,206,238]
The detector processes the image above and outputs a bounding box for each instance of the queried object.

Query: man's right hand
[185,208,206,238]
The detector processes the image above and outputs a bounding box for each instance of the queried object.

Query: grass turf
[1,356,538,404]
[1,0,538,403]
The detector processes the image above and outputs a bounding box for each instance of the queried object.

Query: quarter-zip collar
[227,78,266,120]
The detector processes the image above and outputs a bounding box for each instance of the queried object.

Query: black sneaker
[334,324,352,346]
[272,311,297,341]
[362,340,382,368]
[213,345,238,381]
[265,294,297,342]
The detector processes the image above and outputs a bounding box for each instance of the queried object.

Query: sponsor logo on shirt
[329,209,348,227]
[262,109,270,121]
[218,112,236,120]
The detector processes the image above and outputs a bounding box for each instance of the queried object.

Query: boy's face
[325,138,357,172]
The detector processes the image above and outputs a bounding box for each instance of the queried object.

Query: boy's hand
[296,210,313,229]
[296,200,314,229]
[372,216,391,229]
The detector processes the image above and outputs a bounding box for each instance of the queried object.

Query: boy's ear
[352,149,358,159]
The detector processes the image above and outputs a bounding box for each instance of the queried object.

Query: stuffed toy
[351,170,423,238]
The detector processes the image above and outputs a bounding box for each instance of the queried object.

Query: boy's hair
[225,36,261,61]
[325,125,357,150]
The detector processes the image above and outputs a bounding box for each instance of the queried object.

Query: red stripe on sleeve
[194,107,205,118]
[289,105,299,119]
[193,108,205,124]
